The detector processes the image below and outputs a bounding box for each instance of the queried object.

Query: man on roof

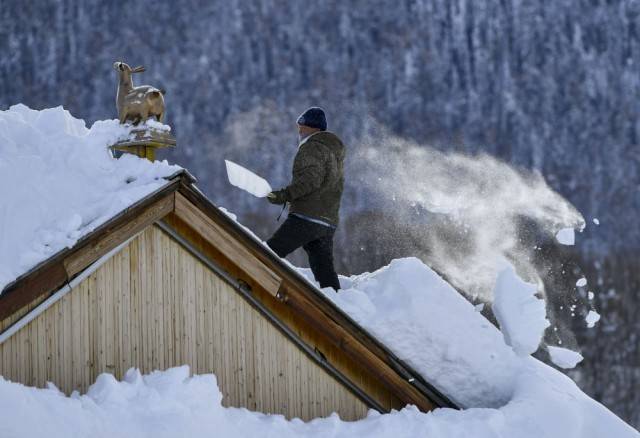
[266,107,345,291]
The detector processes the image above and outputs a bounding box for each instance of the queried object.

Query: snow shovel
[225,160,287,220]
[225,160,272,198]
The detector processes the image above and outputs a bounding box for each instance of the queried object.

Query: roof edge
[0,171,186,296]
[175,181,459,410]
[0,173,185,319]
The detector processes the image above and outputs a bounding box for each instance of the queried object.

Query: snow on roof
[0,105,181,291]
[308,259,638,437]
[1,258,637,437]
[0,106,636,437]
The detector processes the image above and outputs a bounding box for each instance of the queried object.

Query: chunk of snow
[556,228,575,245]
[0,105,181,291]
[224,159,272,198]
[143,118,171,132]
[217,207,237,221]
[475,303,485,312]
[586,310,601,328]
[593,218,600,225]
[576,277,588,287]
[492,263,550,357]
[548,346,584,369]
[588,291,595,300]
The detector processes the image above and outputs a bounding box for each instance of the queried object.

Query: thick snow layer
[308,258,637,437]
[0,105,181,291]
[314,258,520,408]
[492,263,550,356]
[225,159,272,197]
[548,346,584,369]
[1,342,636,438]
[555,227,575,245]
[1,363,636,438]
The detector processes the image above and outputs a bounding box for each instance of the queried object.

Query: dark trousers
[266,215,341,290]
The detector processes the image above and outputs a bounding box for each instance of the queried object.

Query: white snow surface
[492,263,550,357]
[547,346,584,369]
[1,355,636,438]
[0,105,637,437]
[310,259,637,437]
[225,159,272,197]
[555,227,575,245]
[0,105,181,291]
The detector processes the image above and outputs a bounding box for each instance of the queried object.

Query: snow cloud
[351,122,585,302]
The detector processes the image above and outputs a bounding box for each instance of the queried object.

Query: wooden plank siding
[0,225,371,421]
[161,212,406,413]
[0,182,179,322]
[173,192,282,296]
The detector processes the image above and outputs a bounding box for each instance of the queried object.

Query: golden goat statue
[113,61,165,124]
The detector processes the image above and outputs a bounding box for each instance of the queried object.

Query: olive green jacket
[284,131,345,226]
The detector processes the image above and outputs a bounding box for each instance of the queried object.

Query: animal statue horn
[113,61,165,125]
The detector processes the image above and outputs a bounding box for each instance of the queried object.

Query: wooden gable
[0,225,372,420]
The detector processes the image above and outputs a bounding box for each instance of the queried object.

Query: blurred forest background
[1,0,638,427]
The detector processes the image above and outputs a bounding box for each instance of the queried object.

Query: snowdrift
[0,104,180,291]
[0,106,637,437]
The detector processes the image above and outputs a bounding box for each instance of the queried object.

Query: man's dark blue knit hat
[297,107,327,131]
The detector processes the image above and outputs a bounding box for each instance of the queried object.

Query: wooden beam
[174,192,282,296]
[175,184,381,346]
[64,193,175,278]
[276,282,436,412]
[0,180,181,323]
[0,262,67,321]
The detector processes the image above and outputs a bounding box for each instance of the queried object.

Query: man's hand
[267,189,288,205]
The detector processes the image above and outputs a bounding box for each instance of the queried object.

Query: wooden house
[0,170,455,421]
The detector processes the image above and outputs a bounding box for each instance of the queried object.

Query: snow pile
[316,257,519,408]
[492,263,550,356]
[310,258,638,437]
[1,361,636,438]
[0,105,181,291]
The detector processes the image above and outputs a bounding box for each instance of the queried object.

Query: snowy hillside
[0,106,637,437]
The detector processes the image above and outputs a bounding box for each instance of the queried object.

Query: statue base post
[110,127,176,161]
